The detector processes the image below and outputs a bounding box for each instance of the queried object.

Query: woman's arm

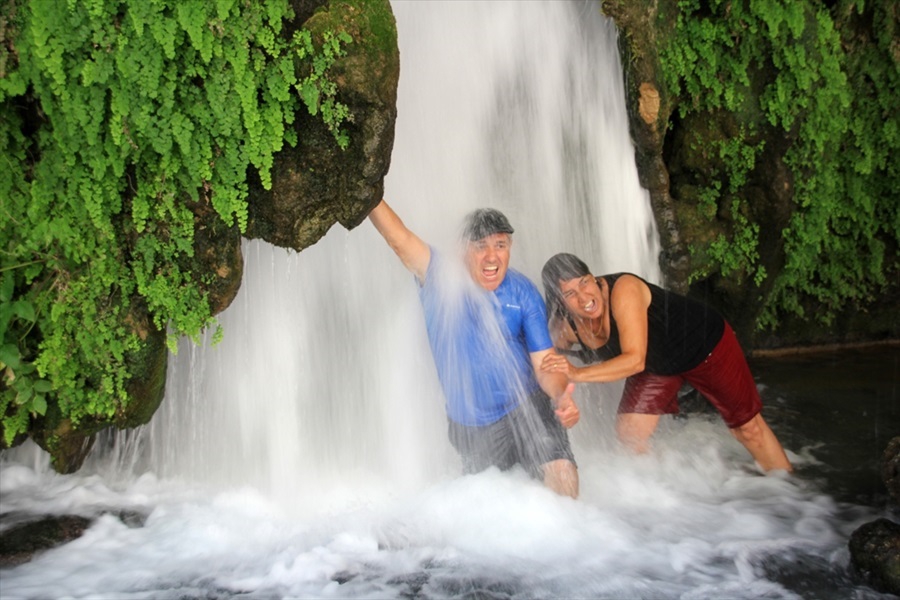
[531,348,580,428]
[542,274,651,384]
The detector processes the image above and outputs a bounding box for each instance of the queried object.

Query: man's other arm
[532,349,579,428]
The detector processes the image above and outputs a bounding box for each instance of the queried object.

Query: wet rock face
[883,436,900,504]
[15,0,399,474]
[847,438,900,596]
[0,516,92,567]
[849,518,900,596]
[598,0,692,295]
[0,512,147,567]
[245,0,399,251]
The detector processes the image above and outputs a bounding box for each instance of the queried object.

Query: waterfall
[4,6,891,598]
[128,0,661,512]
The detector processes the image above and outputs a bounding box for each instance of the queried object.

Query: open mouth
[482,266,499,278]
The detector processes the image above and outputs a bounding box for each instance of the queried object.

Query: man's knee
[543,459,579,499]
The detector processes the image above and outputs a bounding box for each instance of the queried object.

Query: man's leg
[542,458,579,498]
[730,413,792,473]
[615,412,661,454]
[447,418,516,474]
[517,391,579,498]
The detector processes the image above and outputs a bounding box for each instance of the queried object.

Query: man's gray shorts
[447,390,576,480]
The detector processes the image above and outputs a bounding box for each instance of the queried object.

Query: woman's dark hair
[541,253,592,319]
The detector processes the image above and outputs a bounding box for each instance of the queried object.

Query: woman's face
[558,274,603,319]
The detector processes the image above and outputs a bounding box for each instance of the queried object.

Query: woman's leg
[616,372,680,454]
[616,413,662,454]
[730,413,792,472]
[687,322,792,473]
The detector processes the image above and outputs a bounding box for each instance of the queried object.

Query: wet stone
[0,511,148,567]
[387,571,429,598]
[882,436,900,504]
[332,570,357,584]
[848,517,900,596]
[0,515,92,567]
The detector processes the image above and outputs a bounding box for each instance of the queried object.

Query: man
[368,199,580,497]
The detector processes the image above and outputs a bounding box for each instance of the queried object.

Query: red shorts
[617,322,762,428]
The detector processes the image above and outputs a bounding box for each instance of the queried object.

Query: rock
[0,511,147,567]
[0,515,92,567]
[848,518,900,596]
[883,436,900,505]
[245,0,399,250]
[4,0,399,474]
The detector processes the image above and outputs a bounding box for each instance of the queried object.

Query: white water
[0,2,889,599]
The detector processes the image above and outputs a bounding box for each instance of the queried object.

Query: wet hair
[541,252,592,319]
[461,208,515,242]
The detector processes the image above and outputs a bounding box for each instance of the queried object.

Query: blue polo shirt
[418,249,553,426]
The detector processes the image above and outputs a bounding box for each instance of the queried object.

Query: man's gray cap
[461,208,515,242]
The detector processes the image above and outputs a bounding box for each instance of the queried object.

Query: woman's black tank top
[568,273,725,375]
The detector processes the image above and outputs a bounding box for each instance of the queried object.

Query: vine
[660,0,898,329]
[0,0,353,446]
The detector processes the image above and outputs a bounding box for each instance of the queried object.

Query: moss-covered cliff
[602,0,899,349]
[0,0,397,471]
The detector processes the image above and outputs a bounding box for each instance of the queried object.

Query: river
[1,344,897,598]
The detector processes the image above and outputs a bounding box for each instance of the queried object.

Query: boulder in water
[848,435,900,596]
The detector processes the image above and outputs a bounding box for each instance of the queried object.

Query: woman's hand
[541,353,578,379]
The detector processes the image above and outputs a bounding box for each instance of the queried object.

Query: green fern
[660,0,897,330]
[1,0,353,445]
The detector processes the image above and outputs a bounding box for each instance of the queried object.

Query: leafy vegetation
[659,0,898,329]
[0,0,352,446]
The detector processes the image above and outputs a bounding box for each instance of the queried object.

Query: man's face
[465,233,511,291]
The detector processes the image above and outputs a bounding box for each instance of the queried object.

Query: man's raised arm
[368,199,431,281]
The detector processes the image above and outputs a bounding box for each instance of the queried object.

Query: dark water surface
[750,343,900,509]
[743,343,900,599]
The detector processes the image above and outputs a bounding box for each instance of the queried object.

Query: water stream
[1,2,897,598]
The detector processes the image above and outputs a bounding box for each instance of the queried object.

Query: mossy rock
[849,518,900,596]
[245,0,399,250]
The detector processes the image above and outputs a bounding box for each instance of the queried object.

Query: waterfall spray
[136,0,660,512]
[2,5,888,600]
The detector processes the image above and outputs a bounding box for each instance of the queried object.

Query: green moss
[304,0,397,101]
[0,0,361,466]
[659,0,899,331]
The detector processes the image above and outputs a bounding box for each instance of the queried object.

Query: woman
[540,253,791,473]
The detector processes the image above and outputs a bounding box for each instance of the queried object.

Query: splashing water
[1,2,894,599]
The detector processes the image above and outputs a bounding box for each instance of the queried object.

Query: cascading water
[1,3,895,599]
[139,0,661,508]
